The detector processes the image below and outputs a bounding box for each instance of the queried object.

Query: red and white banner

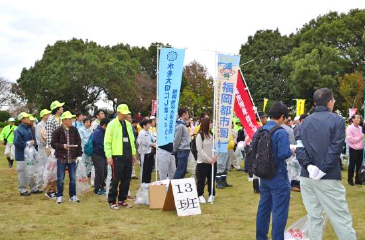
[234,71,260,139]
[151,100,157,116]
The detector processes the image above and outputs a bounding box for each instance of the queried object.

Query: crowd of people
[0,87,360,239]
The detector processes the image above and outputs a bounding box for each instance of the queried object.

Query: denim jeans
[173,150,190,179]
[57,161,77,197]
[256,170,291,240]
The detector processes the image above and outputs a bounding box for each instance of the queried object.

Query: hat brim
[40,111,52,117]
[61,115,76,120]
[119,110,131,115]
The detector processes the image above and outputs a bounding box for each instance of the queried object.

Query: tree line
[7,9,365,117]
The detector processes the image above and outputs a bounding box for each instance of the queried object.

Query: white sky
[0,0,364,83]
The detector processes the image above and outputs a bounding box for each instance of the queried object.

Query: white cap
[294,116,300,121]
[150,116,156,120]
[8,118,15,122]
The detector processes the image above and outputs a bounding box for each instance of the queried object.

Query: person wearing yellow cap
[45,100,64,199]
[51,111,82,204]
[34,109,52,189]
[14,112,41,196]
[0,117,17,168]
[104,104,136,209]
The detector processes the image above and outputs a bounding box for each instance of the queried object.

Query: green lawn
[0,142,364,240]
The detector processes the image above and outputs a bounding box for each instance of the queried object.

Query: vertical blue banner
[214,54,240,153]
[157,48,185,147]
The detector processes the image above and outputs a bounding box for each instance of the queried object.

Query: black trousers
[141,153,154,183]
[108,156,132,203]
[196,162,217,197]
[348,147,363,181]
[92,153,107,192]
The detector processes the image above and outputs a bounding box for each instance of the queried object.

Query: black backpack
[245,126,282,179]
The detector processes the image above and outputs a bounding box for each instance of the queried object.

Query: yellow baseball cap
[18,112,30,120]
[117,104,131,114]
[40,109,52,118]
[50,100,65,111]
[29,115,35,121]
[60,111,76,120]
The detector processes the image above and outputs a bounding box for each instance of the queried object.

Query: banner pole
[238,68,262,125]
[155,45,160,182]
[211,52,218,204]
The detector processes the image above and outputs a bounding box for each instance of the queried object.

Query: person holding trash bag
[104,104,137,210]
[14,112,42,196]
[295,88,356,240]
[92,118,110,195]
[51,111,82,204]
[35,109,52,189]
[255,102,293,240]
[45,100,64,199]
[195,118,217,204]
[0,117,17,168]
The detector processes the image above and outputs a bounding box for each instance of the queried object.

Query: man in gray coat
[173,107,191,179]
[295,88,356,240]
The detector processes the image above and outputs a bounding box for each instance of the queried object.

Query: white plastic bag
[287,156,302,183]
[43,153,57,187]
[24,145,37,183]
[135,183,151,205]
[105,165,112,200]
[187,152,196,175]
[284,213,327,240]
[91,166,95,187]
[76,161,90,195]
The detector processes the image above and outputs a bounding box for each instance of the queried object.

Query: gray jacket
[173,119,191,152]
[295,106,344,180]
[35,120,47,148]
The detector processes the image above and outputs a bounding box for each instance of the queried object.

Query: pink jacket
[346,124,364,150]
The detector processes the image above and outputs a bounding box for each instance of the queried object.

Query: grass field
[0,142,364,240]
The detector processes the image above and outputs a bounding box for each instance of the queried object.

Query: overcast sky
[1,0,364,83]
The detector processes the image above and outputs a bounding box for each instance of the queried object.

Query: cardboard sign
[163,178,201,217]
[148,185,166,209]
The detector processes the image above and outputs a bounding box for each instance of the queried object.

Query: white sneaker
[198,196,206,204]
[69,195,80,203]
[56,196,62,204]
[207,195,215,203]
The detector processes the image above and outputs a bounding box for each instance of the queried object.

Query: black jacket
[295,106,344,180]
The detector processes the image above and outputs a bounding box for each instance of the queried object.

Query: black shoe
[31,190,44,194]
[348,179,354,186]
[10,160,14,168]
[221,176,233,187]
[20,192,31,196]
[131,176,139,180]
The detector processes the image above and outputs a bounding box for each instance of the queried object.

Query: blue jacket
[14,123,33,161]
[295,106,344,180]
[92,125,105,156]
[261,121,292,173]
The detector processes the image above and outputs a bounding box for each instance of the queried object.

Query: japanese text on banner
[157,48,185,147]
[214,54,240,153]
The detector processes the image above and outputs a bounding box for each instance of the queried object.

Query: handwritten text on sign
[171,178,201,217]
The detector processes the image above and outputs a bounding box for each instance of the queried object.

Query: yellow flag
[263,98,268,112]
[296,99,306,116]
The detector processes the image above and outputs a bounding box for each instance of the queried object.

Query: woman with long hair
[195,118,217,203]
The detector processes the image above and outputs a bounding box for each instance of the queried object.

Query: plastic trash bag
[287,156,302,183]
[76,161,90,195]
[187,151,196,175]
[25,145,37,183]
[105,165,112,200]
[284,213,327,240]
[43,153,57,187]
[91,166,95,187]
[135,183,151,205]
